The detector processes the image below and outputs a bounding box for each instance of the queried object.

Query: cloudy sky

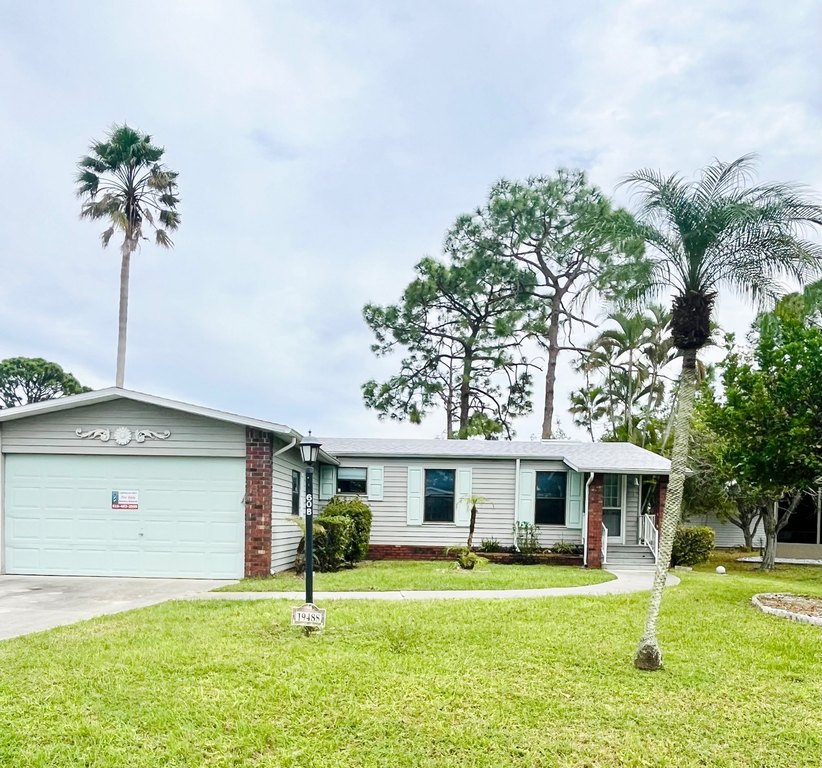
[1,1,819,439]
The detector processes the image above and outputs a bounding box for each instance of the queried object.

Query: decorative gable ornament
[75,427,171,445]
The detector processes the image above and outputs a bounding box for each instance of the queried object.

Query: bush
[445,546,489,570]
[479,538,503,553]
[322,496,373,564]
[513,522,541,562]
[550,541,584,555]
[313,514,354,572]
[671,526,715,567]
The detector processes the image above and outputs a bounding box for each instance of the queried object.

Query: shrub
[671,526,715,567]
[313,514,354,572]
[321,496,373,564]
[446,546,488,570]
[550,541,583,555]
[479,538,503,553]
[513,522,541,562]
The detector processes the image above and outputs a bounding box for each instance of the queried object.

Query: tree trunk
[466,504,477,549]
[541,313,561,439]
[760,502,778,570]
[742,526,754,552]
[116,239,133,388]
[634,348,698,671]
[457,349,472,439]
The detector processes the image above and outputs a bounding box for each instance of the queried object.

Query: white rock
[716,565,726,574]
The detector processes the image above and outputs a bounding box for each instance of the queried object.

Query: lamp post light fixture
[299,432,322,605]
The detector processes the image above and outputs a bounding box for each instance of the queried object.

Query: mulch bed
[756,594,822,619]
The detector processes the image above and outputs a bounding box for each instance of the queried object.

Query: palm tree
[76,124,180,387]
[624,155,822,671]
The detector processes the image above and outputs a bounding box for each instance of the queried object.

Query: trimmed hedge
[671,526,715,567]
[313,514,354,572]
[323,496,373,563]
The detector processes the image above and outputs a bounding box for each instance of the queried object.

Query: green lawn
[0,556,819,767]
[217,560,614,592]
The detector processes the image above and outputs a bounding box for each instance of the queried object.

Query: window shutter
[319,465,335,500]
[454,467,473,527]
[566,471,584,528]
[406,468,423,525]
[367,466,384,501]
[517,469,535,524]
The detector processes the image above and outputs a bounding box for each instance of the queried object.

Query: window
[291,470,301,515]
[424,469,455,522]
[535,471,567,525]
[337,467,367,495]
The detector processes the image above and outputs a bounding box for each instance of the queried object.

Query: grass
[216,560,614,592]
[0,555,819,767]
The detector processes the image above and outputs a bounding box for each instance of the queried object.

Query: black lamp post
[299,432,322,604]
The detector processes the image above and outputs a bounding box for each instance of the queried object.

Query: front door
[603,474,624,543]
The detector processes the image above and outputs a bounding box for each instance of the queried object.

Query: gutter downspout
[513,458,521,552]
[273,436,298,457]
[583,471,594,567]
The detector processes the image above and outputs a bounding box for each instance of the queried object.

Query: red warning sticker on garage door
[112,490,139,509]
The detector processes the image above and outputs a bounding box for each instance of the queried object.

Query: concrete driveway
[0,575,233,641]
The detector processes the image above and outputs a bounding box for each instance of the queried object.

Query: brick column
[656,477,668,530]
[244,428,273,577]
[586,474,604,569]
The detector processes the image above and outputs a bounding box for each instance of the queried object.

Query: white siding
[689,510,766,548]
[625,475,640,545]
[520,461,583,546]
[270,440,306,573]
[1,400,245,457]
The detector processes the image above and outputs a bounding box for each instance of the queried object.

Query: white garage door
[4,454,245,578]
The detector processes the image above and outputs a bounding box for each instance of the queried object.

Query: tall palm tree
[624,155,822,671]
[76,124,180,387]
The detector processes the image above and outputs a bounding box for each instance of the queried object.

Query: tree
[0,357,89,409]
[76,124,181,387]
[568,306,674,447]
[684,401,765,551]
[624,155,822,671]
[363,250,544,439]
[708,300,822,568]
[445,170,644,438]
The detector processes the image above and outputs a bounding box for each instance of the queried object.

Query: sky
[0,0,820,440]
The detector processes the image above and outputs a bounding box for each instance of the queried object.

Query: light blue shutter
[566,471,584,528]
[454,468,473,527]
[367,466,384,501]
[406,468,424,525]
[319,465,335,500]
[517,469,535,524]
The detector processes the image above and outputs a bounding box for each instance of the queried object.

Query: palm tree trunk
[634,347,697,671]
[115,239,133,388]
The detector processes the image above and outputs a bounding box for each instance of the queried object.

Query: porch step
[604,545,656,569]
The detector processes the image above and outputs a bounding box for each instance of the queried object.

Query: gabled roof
[316,437,670,475]
[0,388,339,465]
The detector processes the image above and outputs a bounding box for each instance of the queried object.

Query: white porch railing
[601,523,608,565]
[639,515,659,562]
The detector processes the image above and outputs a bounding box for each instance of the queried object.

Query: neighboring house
[0,388,677,579]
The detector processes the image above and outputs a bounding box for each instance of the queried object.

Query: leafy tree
[684,400,765,550]
[363,250,544,439]
[0,357,89,408]
[624,155,822,671]
[708,299,822,569]
[76,124,181,387]
[446,170,644,438]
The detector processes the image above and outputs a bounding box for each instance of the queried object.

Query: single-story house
[0,387,784,579]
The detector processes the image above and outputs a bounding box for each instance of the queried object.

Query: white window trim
[603,474,626,544]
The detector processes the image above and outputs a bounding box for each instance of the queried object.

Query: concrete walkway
[195,569,680,602]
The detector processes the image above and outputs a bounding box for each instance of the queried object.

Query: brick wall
[245,428,273,577]
[368,545,453,561]
[586,474,604,568]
